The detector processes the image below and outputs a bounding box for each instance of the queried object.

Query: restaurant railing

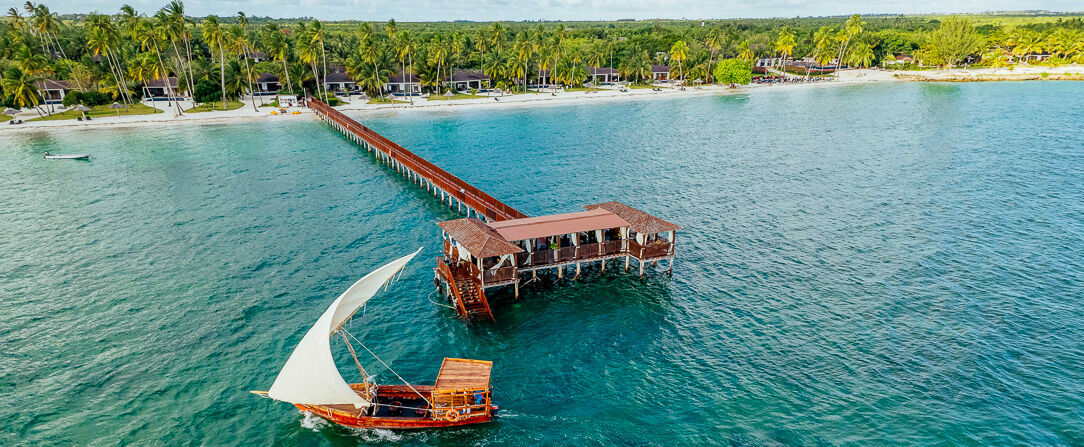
[483,266,516,284]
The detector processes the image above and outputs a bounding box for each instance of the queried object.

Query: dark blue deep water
[1,82,1081,446]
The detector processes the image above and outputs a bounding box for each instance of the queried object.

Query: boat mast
[338,329,371,401]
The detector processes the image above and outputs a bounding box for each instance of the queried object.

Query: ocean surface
[1,82,1081,446]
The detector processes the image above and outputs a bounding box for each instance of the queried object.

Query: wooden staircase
[454,279,493,321]
[437,260,494,322]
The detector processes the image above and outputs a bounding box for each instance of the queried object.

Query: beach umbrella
[3,108,17,115]
[74,104,91,119]
[443,91,455,97]
[110,102,123,115]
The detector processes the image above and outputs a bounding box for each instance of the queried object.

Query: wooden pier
[308,99,526,222]
[307,99,678,323]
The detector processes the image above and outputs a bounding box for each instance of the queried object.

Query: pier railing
[307,99,527,222]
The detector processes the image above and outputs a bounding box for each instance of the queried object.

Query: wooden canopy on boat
[434,358,492,391]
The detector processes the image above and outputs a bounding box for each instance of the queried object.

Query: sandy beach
[3,64,1080,134]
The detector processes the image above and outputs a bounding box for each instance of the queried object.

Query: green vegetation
[29,103,161,120]
[1,2,1082,114]
[714,59,752,86]
[429,93,482,100]
[184,100,244,112]
[367,97,405,104]
[0,113,11,121]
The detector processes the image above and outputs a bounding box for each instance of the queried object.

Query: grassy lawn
[629,84,658,89]
[258,100,280,108]
[429,93,484,101]
[30,103,162,121]
[367,97,407,104]
[0,114,11,122]
[185,101,245,113]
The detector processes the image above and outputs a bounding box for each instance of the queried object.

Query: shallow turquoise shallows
[1,82,1081,446]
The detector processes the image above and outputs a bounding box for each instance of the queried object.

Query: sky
[13,0,1082,21]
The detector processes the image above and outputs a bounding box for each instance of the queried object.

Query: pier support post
[639,260,645,277]
[601,259,605,271]
[625,256,630,271]
[575,262,581,279]
[557,265,563,279]
[514,280,519,299]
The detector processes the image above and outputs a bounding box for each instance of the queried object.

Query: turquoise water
[1,82,1081,446]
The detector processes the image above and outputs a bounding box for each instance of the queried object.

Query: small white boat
[43,152,90,160]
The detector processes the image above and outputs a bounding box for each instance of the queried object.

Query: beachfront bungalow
[436,201,679,321]
[651,65,671,81]
[535,69,553,86]
[256,73,280,93]
[450,70,490,91]
[385,72,421,94]
[35,79,71,104]
[588,67,620,83]
[323,72,356,94]
[142,77,183,100]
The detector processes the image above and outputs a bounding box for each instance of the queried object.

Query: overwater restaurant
[435,201,679,321]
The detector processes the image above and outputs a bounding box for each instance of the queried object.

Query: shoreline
[3,64,1080,134]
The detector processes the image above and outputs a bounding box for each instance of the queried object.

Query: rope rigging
[341,327,431,406]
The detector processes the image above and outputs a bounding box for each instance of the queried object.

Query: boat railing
[428,387,491,420]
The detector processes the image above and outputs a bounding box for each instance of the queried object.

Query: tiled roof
[143,77,178,88]
[451,70,489,82]
[487,208,629,241]
[324,72,353,83]
[35,79,71,90]
[651,65,671,73]
[438,218,524,258]
[257,73,279,83]
[583,201,680,234]
[388,72,420,83]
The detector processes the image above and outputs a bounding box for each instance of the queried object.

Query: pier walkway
[308,98,677,323]
[308,99,527,222]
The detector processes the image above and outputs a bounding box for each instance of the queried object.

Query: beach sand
[3,64,1079,134]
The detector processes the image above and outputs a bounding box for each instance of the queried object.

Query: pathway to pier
[308,99,527,222]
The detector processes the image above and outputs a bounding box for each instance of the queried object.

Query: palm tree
[357,23,385,100]
[586,44,604,88]
[738,41,755,65]
[86,14,133,107]
[28,3,82,91]
[475,29,490,69]
[263,23,293,94]
[137,14,183,115]
[310,20,328,99]
[806,27,833,80]
[1,67,44,115]
[489,22,505,57]
[705,29,722,83]
[201,15,227,109]
[845,42,874,69]
[669,40,689,81]
[231,17,258,111]
[775,29,796,74]
[835,14,865,71]
[513,33,533,92]
[1013,30,1046,62]
[296,23,324,100]
[163,1,195,96]
[429,35,448,95]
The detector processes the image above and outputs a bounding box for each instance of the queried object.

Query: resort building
[385,72,421,94]
[323,72,356,94]
[436,201,679,321]
[535,69,553,86]
[651,65,671,81]
[142,77,182,100]
[35,79,71,104]
[588,67,620,83]
[256,73,281,93]
[449,70,490,91]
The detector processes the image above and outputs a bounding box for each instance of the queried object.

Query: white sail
[267,248,422,408]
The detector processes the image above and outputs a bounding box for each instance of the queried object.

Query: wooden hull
[295,403,494,429]
[295,384,496,430]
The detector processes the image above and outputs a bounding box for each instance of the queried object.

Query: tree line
[2,2,1083,113]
